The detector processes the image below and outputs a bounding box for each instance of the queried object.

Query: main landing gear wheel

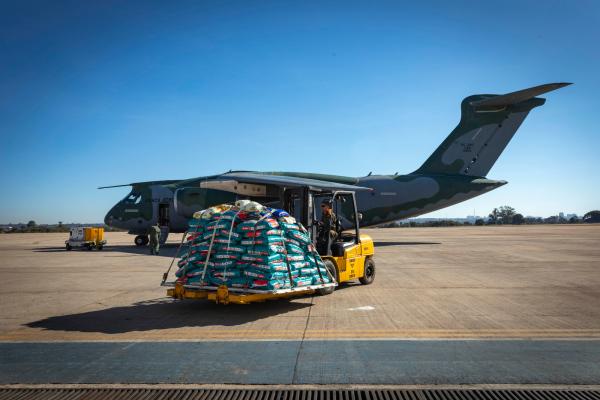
[317,259,338,296]
[135,235,149,246]
[359,257,376,285]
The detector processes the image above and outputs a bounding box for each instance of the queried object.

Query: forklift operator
[317,199,338,254]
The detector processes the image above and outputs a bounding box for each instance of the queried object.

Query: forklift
[282,187,376,294]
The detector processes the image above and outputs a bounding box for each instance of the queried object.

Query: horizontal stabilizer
[470,82,572,109]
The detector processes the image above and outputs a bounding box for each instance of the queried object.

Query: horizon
[1,1,598,224]
[0,211,588,226]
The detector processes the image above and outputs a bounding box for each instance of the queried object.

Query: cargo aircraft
[102,83,570,246]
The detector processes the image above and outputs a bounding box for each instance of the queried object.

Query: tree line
[1,221,124,233]
[378,208,600,228]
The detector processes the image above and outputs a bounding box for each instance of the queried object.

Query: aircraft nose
[104,213,114,226]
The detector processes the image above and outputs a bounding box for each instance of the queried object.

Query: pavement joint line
[2,338,600,343]
[3,335,600,341]
[292,294,314,384]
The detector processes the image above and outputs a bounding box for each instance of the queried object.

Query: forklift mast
[282,187,361,256]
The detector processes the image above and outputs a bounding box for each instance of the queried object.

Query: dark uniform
[148,224,161,255]
[317,211,338,255]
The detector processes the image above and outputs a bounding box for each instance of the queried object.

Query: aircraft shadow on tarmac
[33,244,181,258]
[26,298,312,334]
[33,242,440,256]
[373,241,440,247]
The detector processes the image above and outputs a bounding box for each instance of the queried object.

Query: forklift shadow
[33,244,181,258]
[94,244,181,257]
[374,241,440,247]
[26,297,312,334]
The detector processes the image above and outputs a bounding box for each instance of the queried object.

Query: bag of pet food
[240,237,285,246]
[250,261,290,272]
[213,253,240,261]
[241,253,284,264]
[208,259,236,269]
[254,218,279,230]
[298,267,317,276]
[250,278,290,290]
[286,230,311,245]
[270,209,290,219]
[206,220,232,231]
[293,276,313,287]
[236,220,259,232]
[217,244,245,253]
[286,254,305,262]
[285,243,304,254]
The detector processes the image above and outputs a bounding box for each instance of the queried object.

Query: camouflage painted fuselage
[104,171,505,234]
[103,83,569,238]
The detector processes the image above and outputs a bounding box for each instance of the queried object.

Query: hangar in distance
[101,82,571,245]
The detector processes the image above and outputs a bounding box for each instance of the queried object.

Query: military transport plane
[102,83,570,246]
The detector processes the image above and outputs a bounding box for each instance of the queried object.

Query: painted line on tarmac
[2,337,600,343]
[2,329,600,341]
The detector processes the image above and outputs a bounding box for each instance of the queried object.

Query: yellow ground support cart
[65,226,106,250]
[162,187,375,304]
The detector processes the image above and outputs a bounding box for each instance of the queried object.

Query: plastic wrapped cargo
[175,202,331,290]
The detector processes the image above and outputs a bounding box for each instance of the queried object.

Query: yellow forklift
[282,187,375,295]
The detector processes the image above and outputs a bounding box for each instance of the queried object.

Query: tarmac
[1,225,599,385]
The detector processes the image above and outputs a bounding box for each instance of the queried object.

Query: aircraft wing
[98,180,182,189]
[219,172,372,192]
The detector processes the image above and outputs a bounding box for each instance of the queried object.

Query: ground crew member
[317,199,338,254]
[148,223,161,255]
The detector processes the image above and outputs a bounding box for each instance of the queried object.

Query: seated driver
[317,199,338,254]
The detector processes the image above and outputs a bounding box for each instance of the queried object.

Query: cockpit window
[124,193,142,204]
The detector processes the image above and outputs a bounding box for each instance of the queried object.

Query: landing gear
[135,235,149,246]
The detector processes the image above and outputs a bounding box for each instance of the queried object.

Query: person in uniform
[148,223,161,255]
[317,199,338,254]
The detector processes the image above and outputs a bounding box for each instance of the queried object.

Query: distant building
[466,215,482,223]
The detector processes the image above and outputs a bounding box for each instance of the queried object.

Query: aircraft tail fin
[414,82,571,177]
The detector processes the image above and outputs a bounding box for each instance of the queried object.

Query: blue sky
[1,0,598,224]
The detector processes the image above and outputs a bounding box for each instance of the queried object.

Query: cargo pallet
[163,281,337,305]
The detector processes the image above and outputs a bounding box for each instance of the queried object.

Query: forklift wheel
[96,245,103,251]
[317,259,338,296]
[66,244,72,251]
[86,244,93,250]
[359,257,376,285]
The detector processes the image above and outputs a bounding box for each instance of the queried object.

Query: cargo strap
[161,228,190,285]
[221,210,242,282]
[200,215,224,284]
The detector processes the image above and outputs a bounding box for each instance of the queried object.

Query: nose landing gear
[134,235,149,246]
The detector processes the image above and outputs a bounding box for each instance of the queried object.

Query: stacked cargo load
[174,200,332,291]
